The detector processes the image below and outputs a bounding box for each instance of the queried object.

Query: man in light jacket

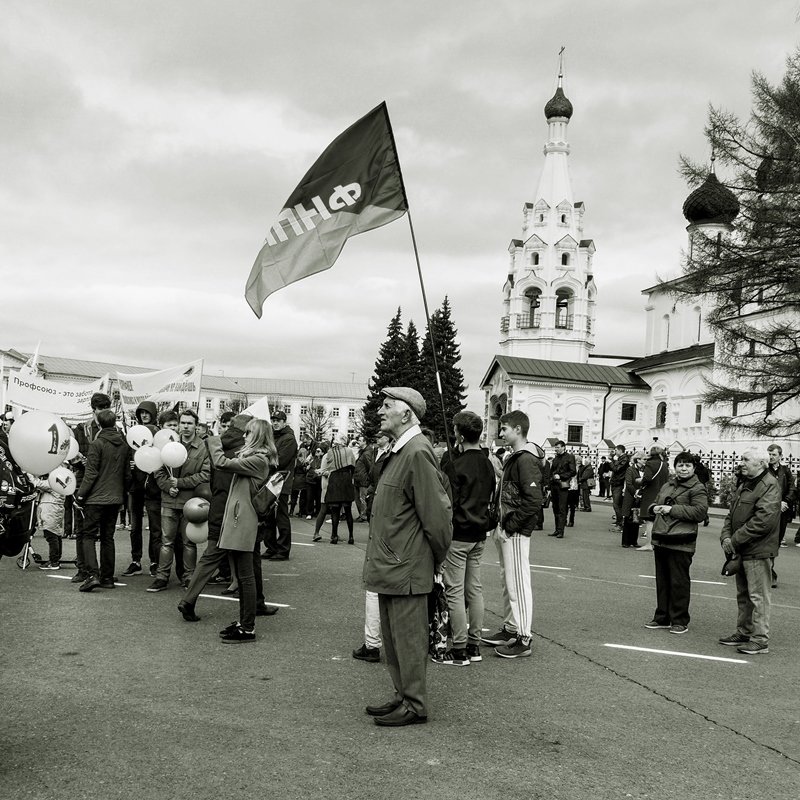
[363,387,452,727]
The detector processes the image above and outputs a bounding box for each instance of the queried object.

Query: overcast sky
[2,1,798,409]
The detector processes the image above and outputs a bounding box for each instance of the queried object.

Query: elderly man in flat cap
[362,387,452,727]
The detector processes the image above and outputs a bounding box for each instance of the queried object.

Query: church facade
[480,70,799,466]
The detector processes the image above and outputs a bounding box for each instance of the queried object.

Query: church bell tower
[499,51,597,363]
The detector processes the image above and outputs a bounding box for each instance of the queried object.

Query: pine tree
[677,49,800,437]
[397,319,421,388]
[419,297,467,442]
[362,308,406,438]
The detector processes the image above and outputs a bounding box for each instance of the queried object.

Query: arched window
[693,306,702,343]
[555,288,573,329]
[530,252,539,266]
[662,314,670,350]
[561,253,570,266]
[522,288,541,328]
[655,402,667,428]
[560,213,567,223]
[538,214,544,223]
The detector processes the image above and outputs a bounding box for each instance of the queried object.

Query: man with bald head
[719,449,780,655]
[362,387,452,727]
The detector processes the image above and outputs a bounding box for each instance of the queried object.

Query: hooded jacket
[131,401,159,494]
[499,442,544,537]
[207,426,246,540]
[77,427,130,505]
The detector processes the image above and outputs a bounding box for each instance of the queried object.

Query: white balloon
[185,521,208,544]
[47,466,77,497]
[152,428,179,450]
[66,437,80,462]
[133,445,164,474]
[126,424,154,450]
[8,411,72,476]
[161,441,188,469]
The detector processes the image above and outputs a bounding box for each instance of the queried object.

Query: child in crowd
[35,469,69,570]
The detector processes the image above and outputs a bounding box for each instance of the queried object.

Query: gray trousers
[378,593,429,717]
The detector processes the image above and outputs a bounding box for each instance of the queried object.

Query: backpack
[250,470,288,517]
[484,483,500,532]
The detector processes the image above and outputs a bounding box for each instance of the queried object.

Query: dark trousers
[81,504,120,582]
[551,486,568,534]
[653,546,693,626]
[73,502,88,574]
[305,483,321,518]
[378,593,429,717]
[263,494,292,557]
[611,484,624,525]
[129,489,145,562]
[599,478,609,498]
[621,517,640,547]
[230,549,256,630]
[289,488,306,517]
[566,490,579,525]
[580,486,592,511]
[183,536,227,605]
[144,498,164,569]
[43,529,62,565]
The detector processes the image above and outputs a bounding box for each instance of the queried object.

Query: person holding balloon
[204,418,279,642]
[147,409,210,592]
[34,467,70,570]
[73,408,131,592]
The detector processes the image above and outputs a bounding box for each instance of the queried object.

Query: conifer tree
[419,297,467,442]
[397,319,421,389]
[677,49,800,437]
[362,308,406,438]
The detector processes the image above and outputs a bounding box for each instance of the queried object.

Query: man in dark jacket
[363,387,452,726]
[482,410,543,659]
[610,445,630,528]
[122,400,159,578]
[549,440,576,538]
[719,449,780,655]
[74,409,130,592]
[262,410,297,560]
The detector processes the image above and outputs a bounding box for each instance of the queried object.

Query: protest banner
[116,359,203,418]
[7,371,111,421]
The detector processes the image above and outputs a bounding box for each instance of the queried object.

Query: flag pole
[382,103,454,465]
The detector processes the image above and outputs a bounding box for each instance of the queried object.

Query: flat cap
[381,387,426,421]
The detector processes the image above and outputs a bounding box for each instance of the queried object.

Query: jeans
[611,484,624,525]
[129,489,145,562]
[144,498,163,568]
[81,504,120,582]
[230,549,256,630]
[183,536,227,605]
[156,506,196,582]
[355,486,368,518]
[735,558,772,644]
[551,486,568,534]
[653,546,693,626]
[442,539,485,647]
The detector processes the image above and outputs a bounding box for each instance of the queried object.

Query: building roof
[1,349,367,401]
[682,172,740,226]
[481,355,650,390]
[618,343,714,372]
[544,86,573,120]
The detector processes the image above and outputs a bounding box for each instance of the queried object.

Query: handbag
[250,469,288,516]
[428,574,449,658]
[587,477,596,489]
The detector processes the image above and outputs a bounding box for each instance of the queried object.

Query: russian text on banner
[116,359,203,419]
[245,101,407,317]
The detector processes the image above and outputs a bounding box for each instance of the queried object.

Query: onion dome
[682,173,740,226]
[544,87,573,120]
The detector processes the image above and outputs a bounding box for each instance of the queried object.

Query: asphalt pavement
[2,498,799,800]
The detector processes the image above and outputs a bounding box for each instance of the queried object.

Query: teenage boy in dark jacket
[610,446,630,528]
[74,409,130,592]
[482,410,543,660]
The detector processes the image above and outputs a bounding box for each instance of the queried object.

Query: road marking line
[198,593,289,608]
[47,575,74,580]
[639,575,727,586]
[604,644,748,664]
[492,561,571,571]
[292,542,316,547]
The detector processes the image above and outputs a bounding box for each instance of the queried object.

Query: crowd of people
[0,390,796,723]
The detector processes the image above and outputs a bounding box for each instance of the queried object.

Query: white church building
[480,68,799,475]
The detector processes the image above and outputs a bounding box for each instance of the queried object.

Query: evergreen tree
[677,49,800,437]
[397,319,421,388]
[362,308,406,438]
[419,297,467,442]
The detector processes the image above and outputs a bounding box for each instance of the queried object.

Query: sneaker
[719,633,750,647]
[149,564,158,577]
[779,541,788,548]
[634,544,654,551]
[644,620,670,629]
[481,627,517,646]
[99,579,116,589]
[122,562,142,577]
[220,624,256,643]
[146,579,168,592]
[466,644,482,662]
[39,563,60,571]
[71,572,90,584]
[737,640,769,655]
[219,621,239,637]
[78,576,101,593]
[495,637,532,659]
[432,648,470,666]
[795,542,800,547]
[669,624,688,635]
[352,644,381,663]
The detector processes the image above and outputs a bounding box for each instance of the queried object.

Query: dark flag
[245,102,407,317]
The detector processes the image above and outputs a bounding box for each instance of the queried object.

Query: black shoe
[122,562,142,577]
[365,700,401,717]
[548,532,559,537]
[98,579,116,589]
[178,601,200,622]
[374,706,427,727]
[220,624,255,643]
[330,537,338,544]
[210,575,229,584]
[566,522,574,527]
[71,572,90,584]
[312,535,322,542]
[221,586,238,596]
[270,555,289,561]
[256,604,279,616]
[353,644,380,663]
[348,537,355,545]
[219,621,239,637]
[79,576,101,593]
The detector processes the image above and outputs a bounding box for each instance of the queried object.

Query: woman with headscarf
[621,451,646,548]
[313,436,356,544]
[204,418,278,643]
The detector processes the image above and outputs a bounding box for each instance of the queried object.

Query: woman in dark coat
[637,446,669,547]
[318,437,356,545]
[644,452,708,634]
[621,451,646,547]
